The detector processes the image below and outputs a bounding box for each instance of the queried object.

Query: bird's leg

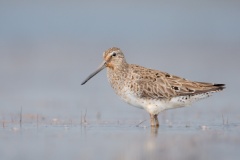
[154,114,159,127]
[150,114,159,127]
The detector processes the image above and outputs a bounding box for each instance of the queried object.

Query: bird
[81,47,225,127]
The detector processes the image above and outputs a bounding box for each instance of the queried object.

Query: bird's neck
[107,61,129,83]
[116,61,129,74]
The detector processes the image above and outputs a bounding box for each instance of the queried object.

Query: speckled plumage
[82,47,225,127]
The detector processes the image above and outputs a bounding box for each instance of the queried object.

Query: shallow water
[1,113,240,160]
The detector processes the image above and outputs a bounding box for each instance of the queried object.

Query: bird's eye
[112,53,117,57]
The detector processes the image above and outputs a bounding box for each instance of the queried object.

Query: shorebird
[81,47,225,127]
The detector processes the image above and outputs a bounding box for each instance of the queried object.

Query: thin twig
[20,107,22,128]
[37,114,39,128]
[136,119,147,127]
[84,109,87,123]
[80,110,82,124]
[222,114,225,125]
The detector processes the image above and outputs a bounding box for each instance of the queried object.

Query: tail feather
[213,83,226,91]
[188,83,226,95]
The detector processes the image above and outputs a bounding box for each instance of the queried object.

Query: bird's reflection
[150,126,159,137]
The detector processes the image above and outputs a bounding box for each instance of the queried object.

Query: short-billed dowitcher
[81,47,225,127]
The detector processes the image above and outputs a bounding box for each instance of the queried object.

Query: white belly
[118,88,213,115]
[118,89,181,115]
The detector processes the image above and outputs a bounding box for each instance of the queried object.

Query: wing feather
[130,65,225,99]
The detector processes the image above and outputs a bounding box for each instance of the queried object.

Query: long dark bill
[81,61,106,85]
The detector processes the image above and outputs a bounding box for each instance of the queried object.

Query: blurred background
[0,0,239,121]
[1,1,240,160]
